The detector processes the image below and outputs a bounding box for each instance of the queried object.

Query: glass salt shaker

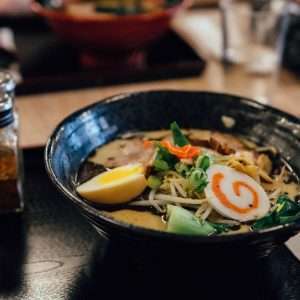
[0,72,23,213]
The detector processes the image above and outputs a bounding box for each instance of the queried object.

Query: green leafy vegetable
[167,205,216,236]
[251,213,276,230]
[278,212,300,224]
[188,168,208,193]
[170,121,189,147]
[275,194,300,224]
[183,155,211,192]
[195,155,211,171]
[175,162,190,177]
[210,222,235,234]
[147,175,162,189]
[153,144,178,171]
[157,144,176,164]
[252,194,300,230]
[153,159,169,171]
[276,194,300,215]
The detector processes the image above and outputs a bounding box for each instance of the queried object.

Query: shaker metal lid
[0,72,15,127]
[0,109,13,127]
[0,72,15,96]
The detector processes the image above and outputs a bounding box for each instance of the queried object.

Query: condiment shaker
[0,72,23,213]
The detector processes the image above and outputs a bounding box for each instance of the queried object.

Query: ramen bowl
[45,91,300,264]
[32,0,188,53]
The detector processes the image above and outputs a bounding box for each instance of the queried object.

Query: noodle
[173,181,187,198]
[212,219,240,225]
[195,203,209,218]
[268,188,281,200]
[155,194,207,205]
[149,189,164,213]
[170,182,177,197]
[201,205,213,220]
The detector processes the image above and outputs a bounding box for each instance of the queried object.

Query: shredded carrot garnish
[161,140,200,159]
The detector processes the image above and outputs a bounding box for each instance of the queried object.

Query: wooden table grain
[17,61,300,149]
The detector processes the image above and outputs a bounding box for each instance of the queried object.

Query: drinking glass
[219,0,287,104]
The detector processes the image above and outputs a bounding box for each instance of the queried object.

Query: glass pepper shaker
[0,72,23,213]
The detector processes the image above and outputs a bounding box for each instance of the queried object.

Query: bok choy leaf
[167,205,216,236]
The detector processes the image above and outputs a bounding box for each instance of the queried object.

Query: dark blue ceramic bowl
[45,90,300,258]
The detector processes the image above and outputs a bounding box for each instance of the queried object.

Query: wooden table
[17,61,300,149]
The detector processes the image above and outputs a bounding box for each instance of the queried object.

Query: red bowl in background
[31,0,189,53]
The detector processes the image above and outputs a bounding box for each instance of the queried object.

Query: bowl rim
[31,0,190,23]
[45,90,300,243]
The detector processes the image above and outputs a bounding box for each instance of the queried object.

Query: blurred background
[0,0,299,102]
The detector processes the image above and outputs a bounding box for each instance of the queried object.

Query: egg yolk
[212,172,259,214]
[98,165,143,184]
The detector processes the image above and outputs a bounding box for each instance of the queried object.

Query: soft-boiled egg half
[205,165,270,222]
[77,163,147,204]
